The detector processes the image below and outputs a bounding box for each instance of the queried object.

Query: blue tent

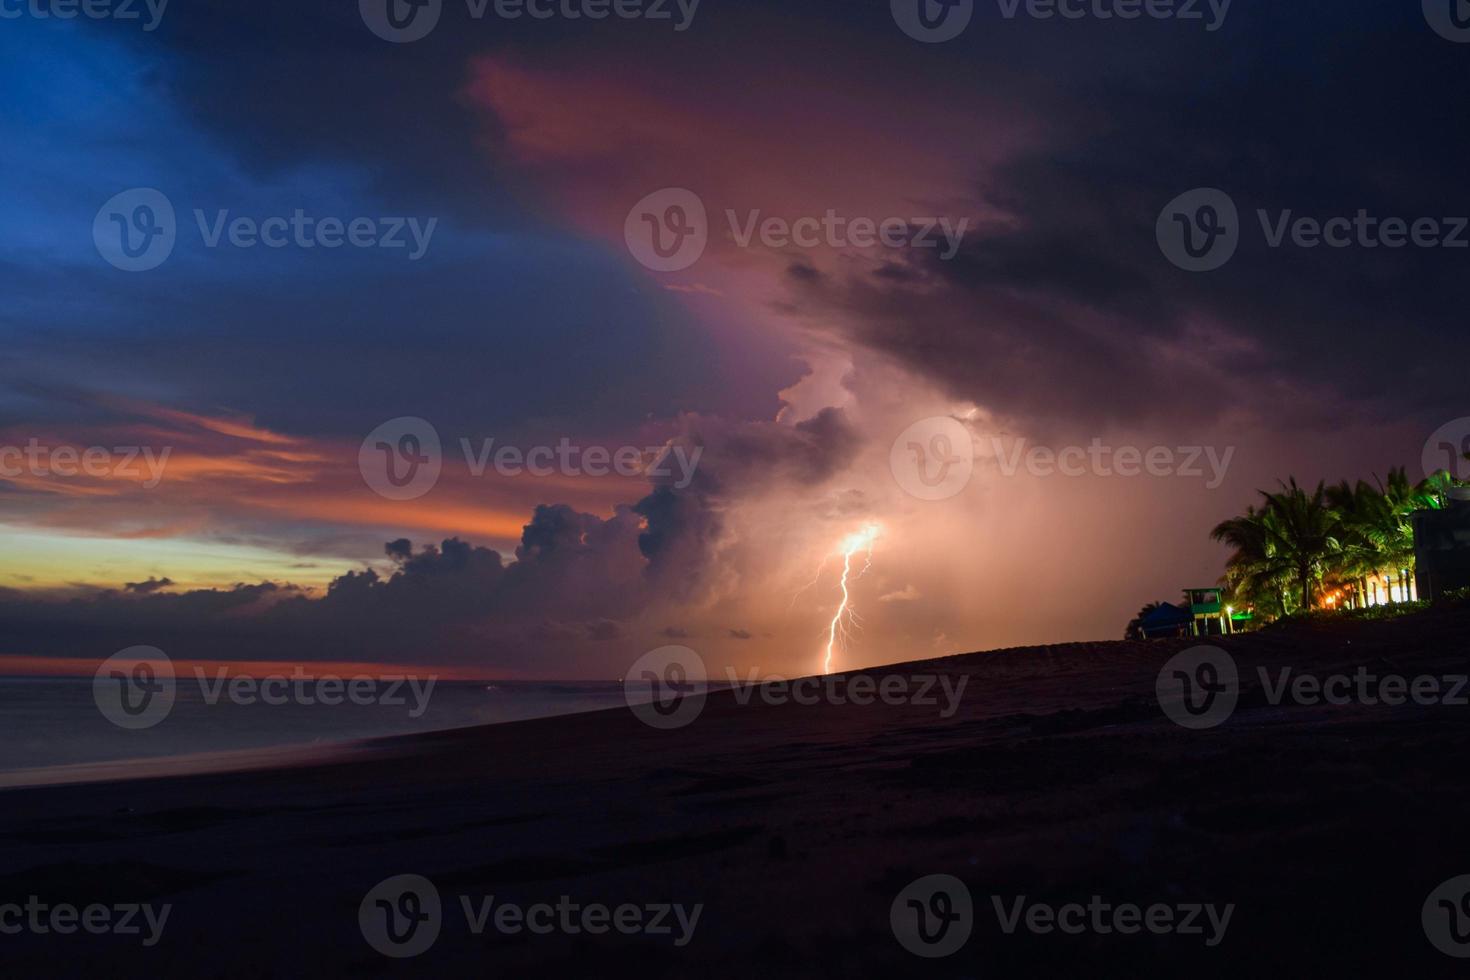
[1139,601,1193,639]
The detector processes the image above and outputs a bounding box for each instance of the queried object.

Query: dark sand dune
[3,608,1470,977]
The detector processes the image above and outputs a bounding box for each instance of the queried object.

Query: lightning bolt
[822,523,880,674]
[787,553,832,611]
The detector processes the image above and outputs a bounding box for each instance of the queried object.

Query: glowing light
[822,522,881,674]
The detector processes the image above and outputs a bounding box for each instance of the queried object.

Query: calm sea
[0,677,628,777]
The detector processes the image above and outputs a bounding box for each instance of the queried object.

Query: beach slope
[3,608,1469,976]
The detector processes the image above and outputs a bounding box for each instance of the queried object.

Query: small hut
[1183,587,1232,636]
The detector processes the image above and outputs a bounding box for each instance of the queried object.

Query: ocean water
[0,677,628,776]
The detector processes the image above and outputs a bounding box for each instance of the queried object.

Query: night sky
[1,0,1466,677]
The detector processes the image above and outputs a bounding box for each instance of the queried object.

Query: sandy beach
[0,606,1466,976]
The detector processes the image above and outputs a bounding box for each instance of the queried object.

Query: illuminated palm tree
[1258,478,1342,613]
[1211,504,1295,617]
[1325,477,1386,607]
[1212,462,1469,619]
[1331,467,1446,604]
[1422,459,1470,508]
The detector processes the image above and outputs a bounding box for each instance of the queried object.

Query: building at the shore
[1413,489,1470,602]
[1136,591,1252,638]
[1183,587,1246,635]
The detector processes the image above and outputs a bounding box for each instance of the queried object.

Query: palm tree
[1422,456,1470,509]
[1212,461,1469,621]
[1332,467,1447,604]
[1258,478,1342,613]
[1325,478,1384,608]
[1211,504,1295,616]
[1374,467,1430,600]
[1125,601,1164,640]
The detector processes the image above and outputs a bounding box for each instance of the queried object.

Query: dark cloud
[0,507,643,669]
[583,619,623,642]
[781,2,1470,438]
[633,407,863,594]
[786,262,823,284]
[672,408,862,494]
[0,406,863,669]
[123,577,173,595]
